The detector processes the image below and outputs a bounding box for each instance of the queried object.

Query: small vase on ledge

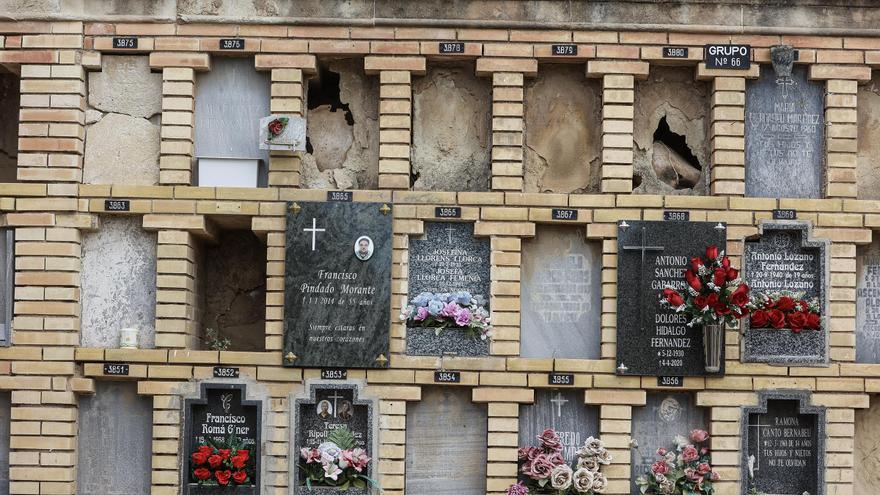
[703,324,724,373]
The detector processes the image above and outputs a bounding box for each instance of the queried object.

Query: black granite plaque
[745,65,824,198]
[631,393,708,494]
[184,383,261,495]
[519,390,599,461]
[743,222,829,365]
[741,391,825,495]
[406,222,491,357]
[292,383,374,495]
[616,220,727,376]
[857,240,880,362]
[283,201,392,368]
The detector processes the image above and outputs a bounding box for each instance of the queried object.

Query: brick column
[253,212,285,352]
[812,393,869,495]
[829,241,858,362]
[150,53,211,186]
[709,77,746,196]
[268,68,304,189]
[824,79,859,198]
[586,389,646,495]
[366,56,426,191]
[377,398,408,495]
[150,389,182,495]
[587,59,649,194]
[697,391,759,495]
[153,229,197,349]
[472,388,533,495]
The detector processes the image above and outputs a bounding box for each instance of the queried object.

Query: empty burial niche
[196,227,267,352]
[524,64,602,193]
[412,62,491,192]
[0,67,19,183]
[855,397,880,494]
[302,59,379,190]
[858,75,880,199]
[632,66,709,195]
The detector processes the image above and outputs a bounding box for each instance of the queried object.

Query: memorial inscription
[283,201,392,368]
[857,239,880,363]
[741,391,825,495]
[745,65,825,198]
[519,390,599,461]
[616,220,727,376]
[406,222,490,356]
[743,222,829,365]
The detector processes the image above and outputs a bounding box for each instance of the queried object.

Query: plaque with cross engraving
[616,220,727,376]
[283,201,392,368]
[518,390,599,461]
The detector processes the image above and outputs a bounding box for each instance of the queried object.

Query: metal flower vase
[703,324,724,373]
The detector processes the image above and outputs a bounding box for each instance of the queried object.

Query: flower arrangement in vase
[506,429,611,495]
[400,291,492,340]
[298,426,378,492]
[189,435,255,487]
[748,291,820,333]
[635,429,719,495]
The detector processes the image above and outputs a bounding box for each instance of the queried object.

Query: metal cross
[303,218,326,251]
[445,224,456,244]
[622,226,665,332]
[550,392,569,417]
[327,391,345,418]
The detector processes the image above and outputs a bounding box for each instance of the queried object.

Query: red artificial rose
[198,446,213,456]
[797,300,809,312]
[690,256,704,272]
[730,284,750,308]
[714,302,731,316]
[191,451,208,466]
[764,298,776,309]
[218,449,232,461]
[231,454,247,470]
[235,450,250,461]
[208,454,223,469]
[194,467,212,481]
[215,470,232,486]
[787,311,807,333]
[695,295,708,308]
[706,245,719,260]
[667,291,685,307]
[768,309,786,329]
[721,256,731,270]
[706,293,719,307]
[267,119,283,136]
[775,296,796,312]
[233,471,248,485]
[726,268,739,281]
[806,312,821,330]
[713,268,727,287]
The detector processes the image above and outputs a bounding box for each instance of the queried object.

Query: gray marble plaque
[406,387,487,495]
[283,201,392,368]
[616,220,727,376]
[521,226,601,359]
[406,222,491,356]
[857,239,880,363]
[745,65,825,198]
[518,390,599,460]
[742,222,829,365]
[195,58,270,164]
[631,393,708,494]
[741,391,825,495]
[77,382,152,495]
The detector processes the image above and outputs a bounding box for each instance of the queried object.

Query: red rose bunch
[659,245,752,329]
[749,291,820,333]
[190,439,254,487]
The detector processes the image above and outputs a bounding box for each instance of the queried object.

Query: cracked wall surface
[81,216,157,349]
[632,66,708,195]
[84,55,162,185]
[201,230,266,351]
[301,59,379,190]
[412,62,491,192]
[855,400,880,495]
[0,70,18,183]
[858,75,880,200]
[524,65,601,193]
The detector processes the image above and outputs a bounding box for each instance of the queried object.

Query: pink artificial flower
[454,308,472,326]
[506,481,530,495]
[323,462,343,480]
[711,472,720,481]
[528,453,555,480]
[697,463,711,474]
[415,307,429,321]
[518,446,536,460]
[685,468,702,482]
[441,302,459,317]
[656,447,667,456]
[547,452,565,466]
[300,448,321,463]
[651,461,669,475]
[681,445,699,463]
[537,429,562,452]
[690,429,710,443]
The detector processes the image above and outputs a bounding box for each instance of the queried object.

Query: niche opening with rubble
[0,67,20,183]
[301,58,379,190]
[195,220,267,352]
[631,66,709,195]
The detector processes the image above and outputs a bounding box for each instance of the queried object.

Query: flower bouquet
[189,435,255,492]
[635,429,719,495]
[266,117,289,141]
[298,427,378,494]
[748,291,820,334]
[659,245,751,372]
[507,429,611,495]
[401,291,493,356]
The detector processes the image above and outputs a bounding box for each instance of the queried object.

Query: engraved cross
[303,218,326,251]
[622,225,665,332]
[550,392,569,417]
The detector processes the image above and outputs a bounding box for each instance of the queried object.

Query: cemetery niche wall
[856,237,880,363]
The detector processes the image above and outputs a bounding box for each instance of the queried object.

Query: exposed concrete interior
[858,74,880,200]
[0,68,19,183]
[524,64,602,193]
[197,227,267,352]
[412,62,491,192]
[632,66,709,195]
[301,58,379,190]
[83,55,162,185]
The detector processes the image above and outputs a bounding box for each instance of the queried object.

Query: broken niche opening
[0,67,20,183]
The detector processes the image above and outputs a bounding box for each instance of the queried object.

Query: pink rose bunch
[636,429,719,495]
[400,291,493,340]
[508,429,611,495]
[298,430,377,491]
